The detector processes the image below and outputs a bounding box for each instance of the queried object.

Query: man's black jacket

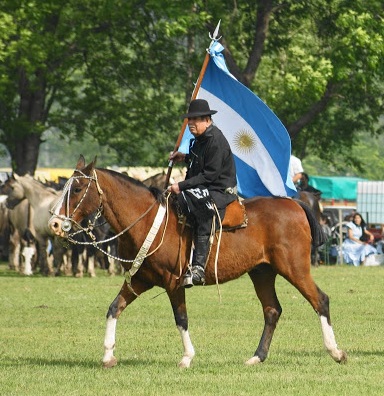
[178,124,237,209]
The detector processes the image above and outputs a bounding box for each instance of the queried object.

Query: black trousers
[193,207,225,238]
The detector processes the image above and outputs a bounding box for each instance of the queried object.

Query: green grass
[0,263,384,396]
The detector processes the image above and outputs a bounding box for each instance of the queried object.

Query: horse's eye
[73,187,82,194]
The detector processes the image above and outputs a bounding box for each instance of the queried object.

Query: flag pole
[164,20,221,188]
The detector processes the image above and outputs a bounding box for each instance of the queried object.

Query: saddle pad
[222,199,248,230]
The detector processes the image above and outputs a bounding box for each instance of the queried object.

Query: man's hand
[168,182,181,194]
[169,151,185,163]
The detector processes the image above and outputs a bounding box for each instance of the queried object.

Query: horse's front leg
[168,287,195,368]
[103,279,153,368]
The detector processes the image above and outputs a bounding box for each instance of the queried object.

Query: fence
[357,181,384,224]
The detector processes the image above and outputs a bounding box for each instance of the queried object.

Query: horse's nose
[48,216,64,237]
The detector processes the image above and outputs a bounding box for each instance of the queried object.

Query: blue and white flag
[179,42,296,198]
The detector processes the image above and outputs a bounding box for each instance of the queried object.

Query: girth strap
[124,204,166,295]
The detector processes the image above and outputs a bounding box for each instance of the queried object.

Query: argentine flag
[179,42,296,198]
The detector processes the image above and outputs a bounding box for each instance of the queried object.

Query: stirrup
[181,272,194,288]
[191,265,205,286]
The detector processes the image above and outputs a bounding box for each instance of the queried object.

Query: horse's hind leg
[246,264,282,365]
[312,285,347,363]
[283,269,347,364]
[103,279,153,368]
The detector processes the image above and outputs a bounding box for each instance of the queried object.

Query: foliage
[304,128,384,179]
[0,0,383,174]
[1,264,384,395]
[254,0,384,168]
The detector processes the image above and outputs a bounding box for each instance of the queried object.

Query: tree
[0,0,195,173]
[0,0,383,175]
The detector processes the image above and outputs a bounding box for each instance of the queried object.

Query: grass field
[1,263,384,396]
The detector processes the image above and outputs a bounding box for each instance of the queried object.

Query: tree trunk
[9,67,46,175]
[287,82,337,140]
[222,0,275,87]
[12,134,42,176]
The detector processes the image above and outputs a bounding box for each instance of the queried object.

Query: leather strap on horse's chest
[124,204,166,293]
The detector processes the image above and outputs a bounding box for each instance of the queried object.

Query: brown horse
[48,156,347,368]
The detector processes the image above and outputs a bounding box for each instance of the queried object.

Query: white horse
[0,190,37,274]
[8,199,36,275]
[4,174,71,276]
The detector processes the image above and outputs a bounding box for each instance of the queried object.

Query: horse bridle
[50,169,169,264]
[50,169,104,237]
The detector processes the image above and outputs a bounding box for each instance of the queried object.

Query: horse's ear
[13,173,20,181]
[86,156,97,171]
[76,155,86,170]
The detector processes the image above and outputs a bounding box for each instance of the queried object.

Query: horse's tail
[295,200,327,247]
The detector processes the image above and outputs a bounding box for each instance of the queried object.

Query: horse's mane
[20,175,60,196]
[98,168,165,205]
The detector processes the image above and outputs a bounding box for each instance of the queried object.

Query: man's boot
[183,235,210,288]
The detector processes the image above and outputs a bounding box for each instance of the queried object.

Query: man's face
[187,116,211,137]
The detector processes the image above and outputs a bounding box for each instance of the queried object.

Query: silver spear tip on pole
[209,20,221,42]
[212,19,221,39]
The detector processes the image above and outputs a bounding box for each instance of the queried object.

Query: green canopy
[309,176,367,200]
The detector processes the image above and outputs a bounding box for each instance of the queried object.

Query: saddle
[221,199,248,230]
[174,195,248,231]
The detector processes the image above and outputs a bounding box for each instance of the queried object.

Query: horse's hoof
[103,357,118,368]
[178,357,192,368]
[337,350,347,364]
[245,356,262,365]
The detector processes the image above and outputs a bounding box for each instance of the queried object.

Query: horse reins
[50,170,170,264]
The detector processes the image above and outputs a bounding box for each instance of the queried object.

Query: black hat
[181,99,217,118]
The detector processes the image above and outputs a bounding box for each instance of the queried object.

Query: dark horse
[298,190,322,222]
[297,190,322,265]
[48,156,346,368]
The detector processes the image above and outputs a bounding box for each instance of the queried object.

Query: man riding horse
[168,99,237,287]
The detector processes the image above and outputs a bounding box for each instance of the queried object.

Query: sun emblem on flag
[234,129,256,154]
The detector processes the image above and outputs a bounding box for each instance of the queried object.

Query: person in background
[318,213,332,264]
[342,212,376,266]
[298,172,322,197]
[320,213,332,239]
[344,209,357,222]
[289,155,304,186]
[376,226,384,254]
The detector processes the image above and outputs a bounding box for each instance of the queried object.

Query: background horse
[297,190,322,265]
[4,174,67,275]
[142,169,186,190]
[0,178,37,273]
[49,156,346,368]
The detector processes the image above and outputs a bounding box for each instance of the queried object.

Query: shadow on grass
[272,348,382,361]
[0,263,40,278]
[2,349,382,371]
[0,272,52,278]
[1,355,152,369]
